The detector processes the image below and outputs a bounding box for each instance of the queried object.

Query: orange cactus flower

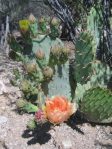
[45,96,74,124]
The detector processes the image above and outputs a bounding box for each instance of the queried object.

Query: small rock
[16,91,22,98]
[0,80,6,95]
[0,116,8,125]
[61,138,72,149]
[0,140,6,149]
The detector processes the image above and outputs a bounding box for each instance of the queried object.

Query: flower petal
[45,96,74,124]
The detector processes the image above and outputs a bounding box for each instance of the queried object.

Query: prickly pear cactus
[75,64,112,123]
[87,6,102,47]
[79,87,112,123]
[75,31,95,84]
[75,61,112,102]
[75,40,112,123]
[9,14,75,113]
[75,30,112,123]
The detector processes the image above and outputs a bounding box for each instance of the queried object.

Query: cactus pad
[75,31,95,84]
[79,87,112,123]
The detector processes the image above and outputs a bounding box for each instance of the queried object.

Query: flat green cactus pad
[32,35,75,100]
[75,32,95,84]
[32,35,64,62]
[79,87,112,123]
[42,62,73,100]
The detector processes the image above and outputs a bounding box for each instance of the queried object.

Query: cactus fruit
[51,17,60,26]
[50,44,70,65]
[29,14,38,38]
[28,13,36,24]
[35,49,45,59]
[27,119,37,130]
[61,47,70,55]
[16,98,27,108]
[50,44,70,57]
[64,41,75,50]
[50,17,60,39]
[25,63,37,74]
[50,45,62,57]
[20,80,31,92]
[35,109,47,124]
[39,17,45,23]
[39,17,47,33]
[43,66,53,79]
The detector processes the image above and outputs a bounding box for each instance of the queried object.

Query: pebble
[61,138,72,149]
[0,80,6,95]
[0,116,8,125]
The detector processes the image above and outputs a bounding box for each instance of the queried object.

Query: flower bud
[25,63,37,74]
[64,41,75,50]
[50,45,62,56]
[51,17,59,26]
[16,98,27,108]
[35,49,45,59]
[43,66,53,79]
[35,109,46,124]
[62,47,70,55]
[27,119,36,130]
[28,13,36,24]
[39,17,45,23]
[20,80,31,92]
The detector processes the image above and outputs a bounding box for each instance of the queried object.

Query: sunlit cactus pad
[79,87,112,123]
[42,62,72,99]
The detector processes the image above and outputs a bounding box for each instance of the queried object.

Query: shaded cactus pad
[79,87,112,123]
